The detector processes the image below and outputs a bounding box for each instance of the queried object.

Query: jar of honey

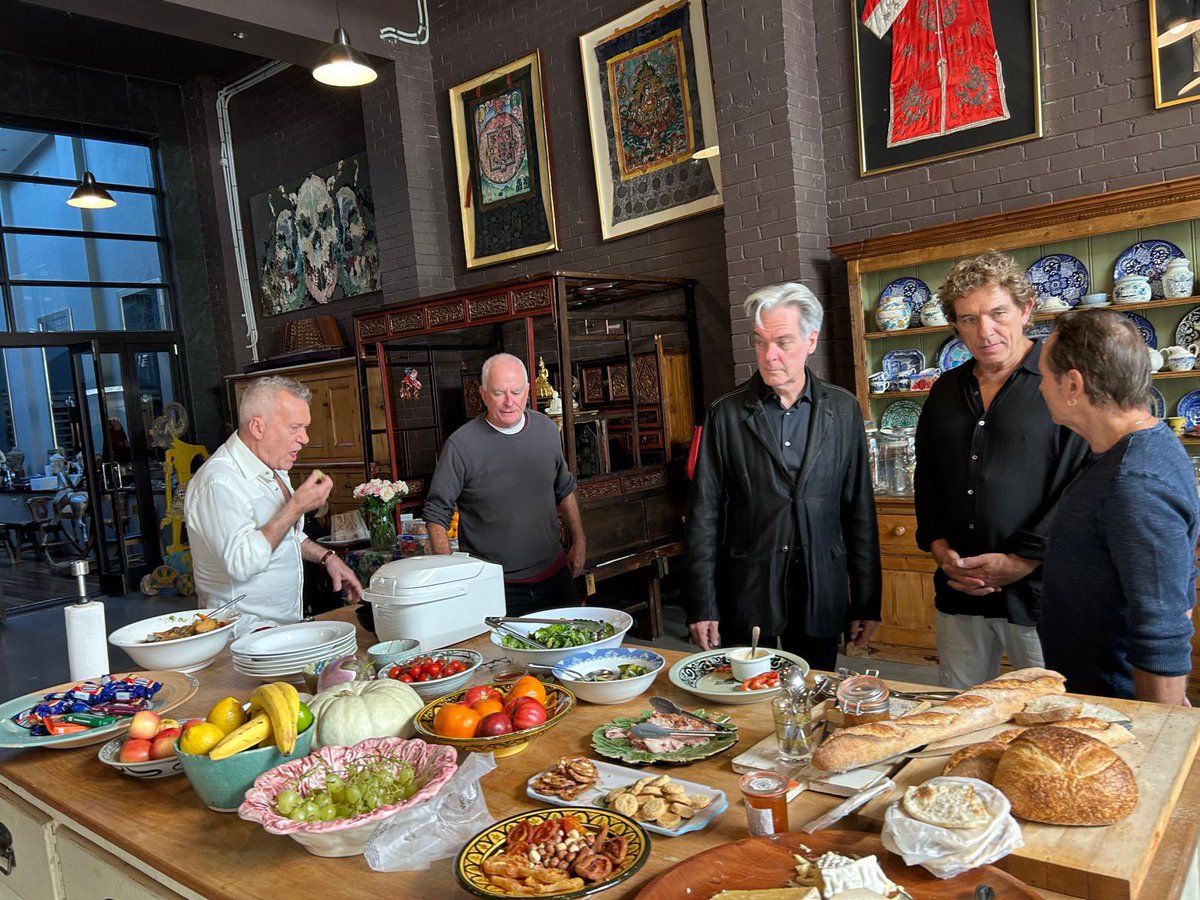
[738,770,789,835]
[837,675,891,727]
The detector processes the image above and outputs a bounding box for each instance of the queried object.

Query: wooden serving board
[857,698,1200,900]
[633,829,1039,898]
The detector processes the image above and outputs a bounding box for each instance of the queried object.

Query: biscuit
[688,794,712,809]
[640,797,667,820]
[656,811,682,828]
[612,793,638,817]
[670,802,696,819]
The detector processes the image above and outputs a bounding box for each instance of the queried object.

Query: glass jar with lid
[877,426,917,496]
[836,675,891,728]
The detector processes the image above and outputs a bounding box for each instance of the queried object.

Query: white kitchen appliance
[362,553,505,650]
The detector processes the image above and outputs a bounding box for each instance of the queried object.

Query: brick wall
[817,0,1200,243]
[427,0,735,403]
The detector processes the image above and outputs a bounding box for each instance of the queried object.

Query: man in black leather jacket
[686,283,882,671]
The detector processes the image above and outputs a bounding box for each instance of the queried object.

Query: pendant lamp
[313,26,377,87]
[66,171,116,209]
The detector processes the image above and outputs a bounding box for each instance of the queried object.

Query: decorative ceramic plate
[879,399,923,429]
[456,807,650,898]
[525,758,728,837]
[97,736,185,778]
[668,647,810,706]
[880,348,926,380]
[934,335,972,371]
[229,621,357,658]
[1176,305,1200,347]
[1121,311,1158,348]
[0,671,199,750]
[631,830,1040,900]
[879,277,931,317]
[592,708,738,765]
[1026,322,1054,340]
[1114,239,1184,299]
[1027,253,1089,306]
[1178,390,1200,429]
[1149,385,1167,419]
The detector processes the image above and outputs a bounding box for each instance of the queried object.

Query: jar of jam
[738,770,789,835]
[837,675,891,727]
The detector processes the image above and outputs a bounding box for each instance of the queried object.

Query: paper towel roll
[65,600,109,681]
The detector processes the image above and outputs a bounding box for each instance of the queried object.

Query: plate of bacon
[591,707,737,765]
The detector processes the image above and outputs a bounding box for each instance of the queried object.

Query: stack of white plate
[229,621,358,680]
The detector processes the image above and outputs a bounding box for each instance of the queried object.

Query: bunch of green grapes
[273,758,417,822]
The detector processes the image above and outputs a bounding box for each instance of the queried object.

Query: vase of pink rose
[352,478,409,549]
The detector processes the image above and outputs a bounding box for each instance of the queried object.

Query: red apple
[181,718,205,731]
[149,735,177,760]
[475,712,514,737]
[127,710,161,741]
[119,739,153,763]
[464,685,503,707]
[155,718,181,735]
[155,728,181,741]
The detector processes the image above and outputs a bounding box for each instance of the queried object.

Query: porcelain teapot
[1163,344,1199,371]
[1148,347,1166,372]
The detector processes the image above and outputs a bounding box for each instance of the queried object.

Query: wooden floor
[0,558,99,607]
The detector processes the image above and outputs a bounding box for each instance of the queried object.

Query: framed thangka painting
[1150,0,1200,108]
[852,0,1042,176]
[250,153,381,316]
[579,0,722,241]
[449,51,558,269]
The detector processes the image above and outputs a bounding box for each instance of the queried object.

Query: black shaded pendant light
[67,171,116,209]
[313,18,377,87]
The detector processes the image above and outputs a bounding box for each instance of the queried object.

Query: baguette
[811,667,1067,772]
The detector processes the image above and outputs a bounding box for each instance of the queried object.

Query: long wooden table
[1,608,1199,899]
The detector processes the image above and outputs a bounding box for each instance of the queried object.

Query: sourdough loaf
[995,716,1134,748]
[941,741,1007,782]
[811,668,1066,772]
[992,726,1138,825]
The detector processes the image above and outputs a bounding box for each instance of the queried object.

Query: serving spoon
[526,662,620,682]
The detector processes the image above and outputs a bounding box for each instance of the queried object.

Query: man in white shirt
[185,376,362,633]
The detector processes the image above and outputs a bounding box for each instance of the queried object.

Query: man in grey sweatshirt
[425,353,586,614]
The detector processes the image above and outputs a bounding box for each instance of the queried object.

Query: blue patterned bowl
[875,303,912,331]
[550,647,664,705]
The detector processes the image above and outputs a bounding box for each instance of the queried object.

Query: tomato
[434,703,481,739]
[504,696,548,731]
[464,685,503,706]
[416,674,430,682]
[427,662,443,677]
[399,674,414,683]
[507,675,547,706]
[472,698,504,719]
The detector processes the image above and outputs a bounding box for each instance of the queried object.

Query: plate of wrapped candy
[0,671,198,749]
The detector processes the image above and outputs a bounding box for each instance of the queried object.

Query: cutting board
[857,698,1200,900]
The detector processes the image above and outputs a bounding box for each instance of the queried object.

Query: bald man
[186,375,362,633]
[424,354,586,614]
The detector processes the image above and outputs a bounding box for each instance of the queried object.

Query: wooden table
[1,608,1198,900]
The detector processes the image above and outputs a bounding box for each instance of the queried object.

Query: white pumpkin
[308,679,424,748]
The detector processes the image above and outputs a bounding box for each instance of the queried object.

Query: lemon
[179,722,225,756]
[206,696,247,735]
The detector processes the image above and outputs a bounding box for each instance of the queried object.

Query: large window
[0,125,173,333]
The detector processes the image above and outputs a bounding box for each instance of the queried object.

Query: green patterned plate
[455,806,650,898]
[591,708,737,766]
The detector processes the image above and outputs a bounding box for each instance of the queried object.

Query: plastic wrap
[799,776,895,833]
[880,776,1023,879]
[364,751,497,871]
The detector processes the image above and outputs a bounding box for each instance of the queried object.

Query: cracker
[688,794,712,809]
[670,801,696,818]
[657,811,682,828]
[651,774,672,787]
[612,793,638,817]
[662,783,686,796]
[640,797,667,820]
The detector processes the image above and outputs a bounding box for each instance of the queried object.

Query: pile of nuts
[601,773,712,829]
[531,756,599,801]
[527,827,597,870]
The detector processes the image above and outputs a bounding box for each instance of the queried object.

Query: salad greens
[585,663,649,682]
[500,621,616,649]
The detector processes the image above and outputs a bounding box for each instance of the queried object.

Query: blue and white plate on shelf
[934,336,972,371]
[1121,311,1158,348]
[1026,253,1089,307]
[1149,386,1167,419]
[881,348,926,380]
[1027,322,1054,340]
[1177,390,1200,429]
[879,277,931,319]
[1114,239,1185,300]
[1175,305,1200,347]
[879,399,923,429]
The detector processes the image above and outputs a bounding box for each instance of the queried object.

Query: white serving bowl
[488,606,634,667]
[108,611,239,674]
[239,737,458,857]
[550,647,664,704]
[97,736,184,779]
[375,648,484,700]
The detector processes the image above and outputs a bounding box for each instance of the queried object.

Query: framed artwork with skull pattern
[249,152,381,316]
[851,0,1042,176]
[449,50,559,269]
[579,0,722,241]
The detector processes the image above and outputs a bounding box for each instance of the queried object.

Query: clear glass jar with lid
[877,426,917,496]
[836,675,891,728]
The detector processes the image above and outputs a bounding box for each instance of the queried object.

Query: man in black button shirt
[687,283,882,671]
[914,252,1088,689]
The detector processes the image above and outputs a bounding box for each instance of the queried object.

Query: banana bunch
[207,682,300,760]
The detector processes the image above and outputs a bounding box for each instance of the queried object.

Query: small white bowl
[108,611,239,674]
[488,606,634,667]
[550,647,664,704]
[98,736,184,779]
[728,647,774,681]
[367,638,421,669]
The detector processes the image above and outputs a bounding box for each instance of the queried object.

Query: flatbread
[902,781,992,829]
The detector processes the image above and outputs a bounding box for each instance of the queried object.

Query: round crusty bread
[941,740,1007,783]
[992,726,1138,826]
[811,668,1066,773]
[902,780,992,828]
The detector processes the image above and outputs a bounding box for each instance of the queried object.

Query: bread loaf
[992,726,1138,825]
[942,741,1007,782]
[997,717,1134,748]
[811,668,1066,772]
[1012,696,1082,725]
